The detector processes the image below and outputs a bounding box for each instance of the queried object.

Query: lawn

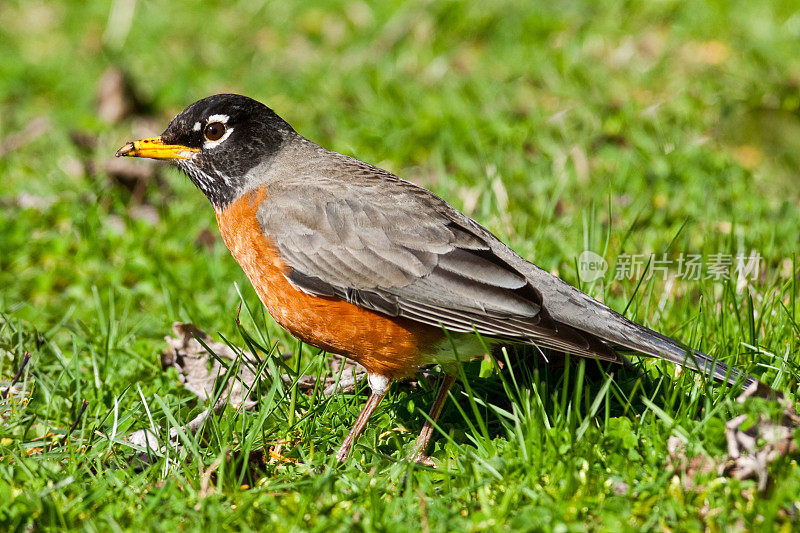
[1,0,799,531]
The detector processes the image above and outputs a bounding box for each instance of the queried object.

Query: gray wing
[257,170,618,362]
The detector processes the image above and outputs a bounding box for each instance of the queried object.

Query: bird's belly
[215,188,446,379]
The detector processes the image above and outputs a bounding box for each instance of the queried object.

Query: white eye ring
[202,118,233,149]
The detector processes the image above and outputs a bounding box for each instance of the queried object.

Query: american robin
[117,94,769,463]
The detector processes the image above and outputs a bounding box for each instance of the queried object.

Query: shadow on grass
[386,344,736,458]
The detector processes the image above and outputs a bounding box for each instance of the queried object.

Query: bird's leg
[335,374,390,462]
[411,373,456,465]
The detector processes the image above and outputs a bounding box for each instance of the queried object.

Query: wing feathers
[259,172,618,363]
[437,248,527,289]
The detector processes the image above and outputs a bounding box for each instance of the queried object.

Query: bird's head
[116,93,294,207]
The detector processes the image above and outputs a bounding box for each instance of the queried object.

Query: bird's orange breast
[214,187,444,379]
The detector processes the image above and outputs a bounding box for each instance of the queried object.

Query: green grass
[1,0,799,530]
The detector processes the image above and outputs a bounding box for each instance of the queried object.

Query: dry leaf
[195,228,217,250]
[668,383,799,492]
[0,117,50,157]
[161,322,261,410]
[104,157,159,204]
[123,323,264,455]
[96,67,151,124]
[123,323,371,459]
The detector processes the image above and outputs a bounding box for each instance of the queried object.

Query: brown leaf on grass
[717,384,800,491]
[124,406,220,454]
[127,204,160,226]
[161,322,261,410]
[195,228,218,250]
[160,323,371,403]
[12,192,56,211]
[0,117,51,157]
[668,382,799,492]
[69,118,162,207]
[124,323,263,455]
[96,67,152,124]
[666,435,716,491]
[610,479,630,495]
[69,130,97,153]
[0,190,62,215]
[103,156,159,205]
[122,323,381,460]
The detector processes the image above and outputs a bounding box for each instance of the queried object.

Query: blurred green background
[1,0,799,530]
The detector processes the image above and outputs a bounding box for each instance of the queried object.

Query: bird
[117,93,770,464]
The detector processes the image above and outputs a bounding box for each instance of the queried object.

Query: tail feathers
[657,345,753,388]
[612,327,776,398]
[494,258,776,396]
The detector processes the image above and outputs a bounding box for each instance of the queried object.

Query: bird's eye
[204,121,226,141]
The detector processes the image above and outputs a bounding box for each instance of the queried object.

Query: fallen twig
[61,399,89,446]
[2,352,31,399]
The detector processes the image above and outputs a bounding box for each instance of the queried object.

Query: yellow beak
[115,136,199,160]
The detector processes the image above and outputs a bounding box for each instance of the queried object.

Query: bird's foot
[335,442,351,463]
[411,452,436,468]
